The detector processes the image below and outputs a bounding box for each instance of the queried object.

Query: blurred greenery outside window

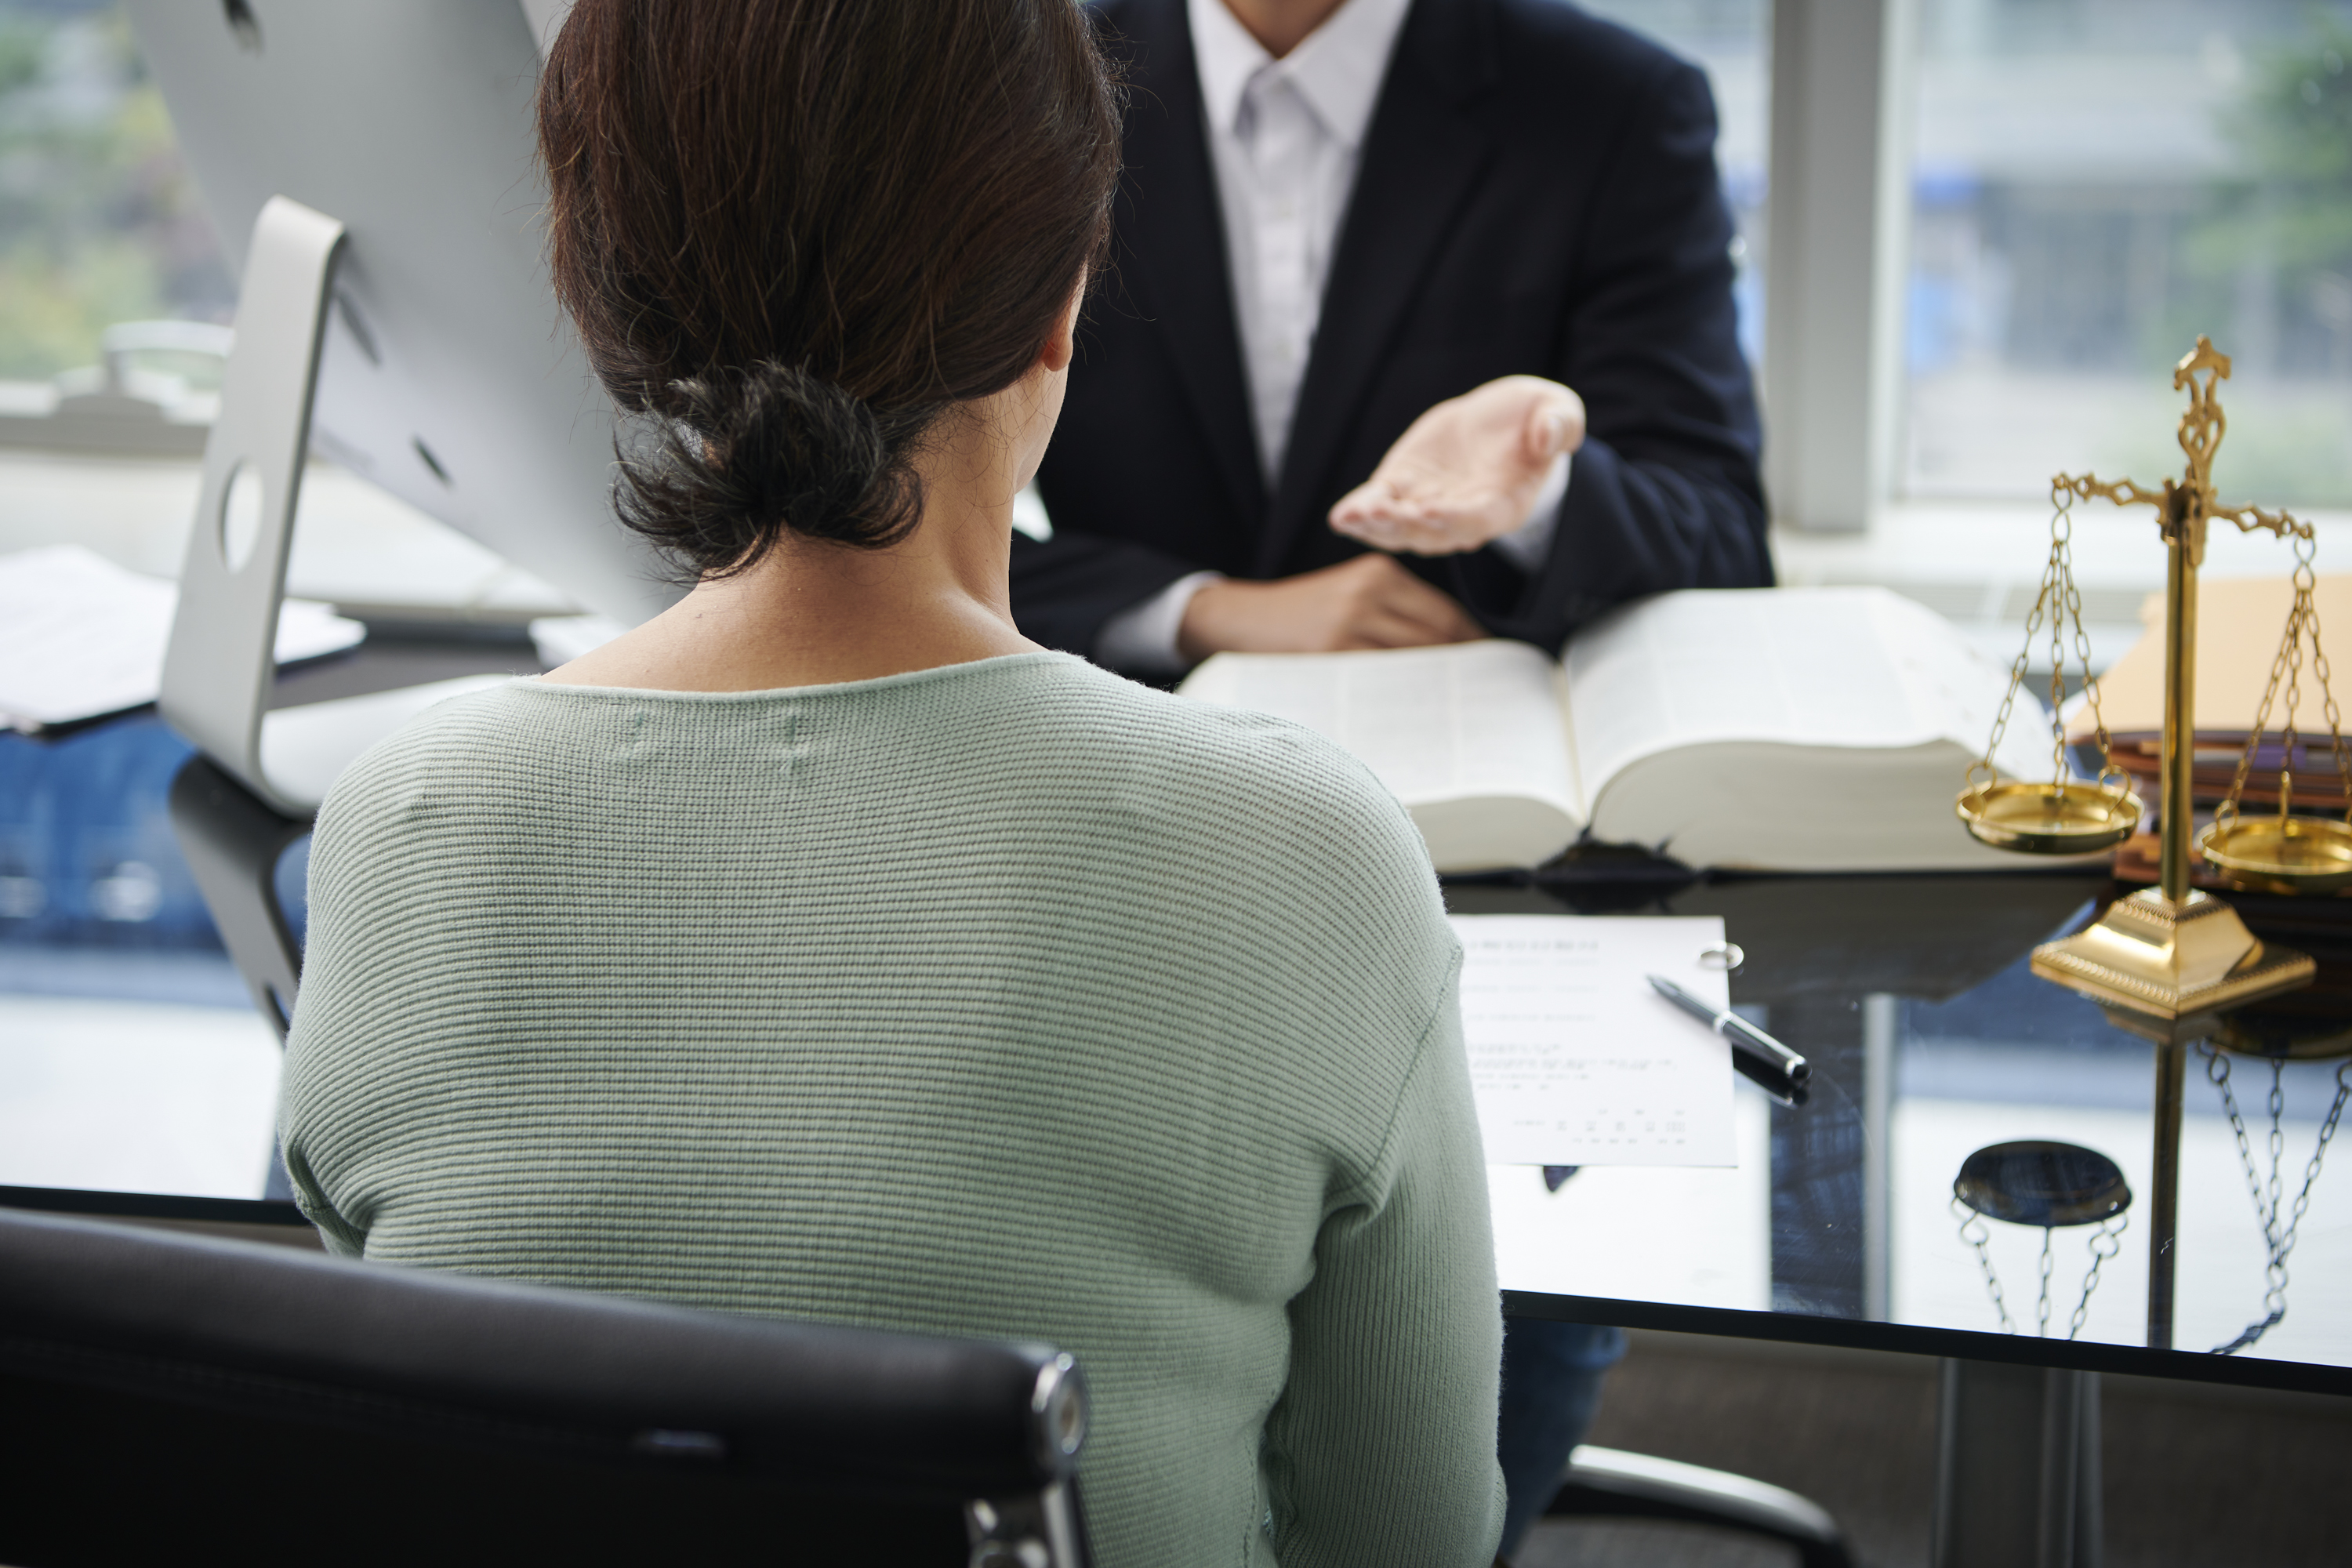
[1906,0,2352,508]
[0,0,230,394]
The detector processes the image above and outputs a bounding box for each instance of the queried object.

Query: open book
[1177,586,2059,873]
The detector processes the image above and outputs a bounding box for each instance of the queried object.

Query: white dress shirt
[1094,0,1565,674]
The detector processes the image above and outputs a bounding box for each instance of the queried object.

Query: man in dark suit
[1018,0,1770,676]
[1022,0,1768,1555]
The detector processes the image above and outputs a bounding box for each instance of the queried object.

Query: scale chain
[1953,1196,2121,1340]
[2282,589,2305,817]
[2201,1048,2352,1353]
[2068,1215,2126,1341]
[1975,493,2115,791]
[2213,529,2352,832]
[1975,539,2050,785]
[1954,1197,2016,1335]
[2269,1062,2288,1244]
[2297,529,2352,824]
[2048,522,2071,785]
[2216,589,2307,832]
[2070,510,2126,789]
[2284,1060,2352,1265]
[2034,1227,2055,1338]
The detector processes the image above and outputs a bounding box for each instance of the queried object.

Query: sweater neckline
[514,649,1084,706]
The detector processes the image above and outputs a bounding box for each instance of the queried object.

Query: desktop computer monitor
[122,0,670,632]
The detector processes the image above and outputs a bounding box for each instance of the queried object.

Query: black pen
[1646,975,1812,1083]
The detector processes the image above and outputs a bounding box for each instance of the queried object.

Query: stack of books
[2107,735,2350,809]
[2068,573,2352,809]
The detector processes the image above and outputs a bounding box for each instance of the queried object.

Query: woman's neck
[543,417,1044,694]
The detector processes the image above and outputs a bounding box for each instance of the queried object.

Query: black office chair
[1540,1443,1854,1568]
[0,1207,1091,1567]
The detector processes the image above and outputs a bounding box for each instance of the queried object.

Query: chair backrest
[0,1208,1091,1567]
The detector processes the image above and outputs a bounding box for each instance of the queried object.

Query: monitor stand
[159,194,515,820]
[157,195,514,1032]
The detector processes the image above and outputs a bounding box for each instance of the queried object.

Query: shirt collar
[1188,0,1414,152]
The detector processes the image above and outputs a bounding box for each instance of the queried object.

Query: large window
[0,0,230,385]
[0,2,533,1204]
[1904,0,2352,508]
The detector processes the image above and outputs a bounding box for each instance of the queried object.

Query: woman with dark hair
[277,3,1503,1563]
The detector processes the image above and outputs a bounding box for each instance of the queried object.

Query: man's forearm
[1487,451,1570,573]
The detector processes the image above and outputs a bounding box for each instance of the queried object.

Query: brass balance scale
[1958,336,2352,1023]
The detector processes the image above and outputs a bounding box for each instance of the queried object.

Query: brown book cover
[2067,574,2352,742]
[2106,732,2352,808]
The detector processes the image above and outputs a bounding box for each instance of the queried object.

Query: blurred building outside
[1588,0,2352,674]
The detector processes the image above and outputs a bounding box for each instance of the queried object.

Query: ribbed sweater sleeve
[1261,970,1505,1568]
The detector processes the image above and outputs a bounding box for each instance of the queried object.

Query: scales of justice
[1958,336,2352,1025]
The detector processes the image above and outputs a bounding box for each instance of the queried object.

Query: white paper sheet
[1487,1091,1773,1308]
[1451,914,1737,1167]
[0,544,363,730]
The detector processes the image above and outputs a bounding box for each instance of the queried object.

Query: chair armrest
[1544,1444,1853,1568]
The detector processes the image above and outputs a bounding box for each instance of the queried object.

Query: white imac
[125,0,671,815]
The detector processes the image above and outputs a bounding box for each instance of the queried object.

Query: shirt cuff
[1488,452,1571,573]
[1094,570,1225,676]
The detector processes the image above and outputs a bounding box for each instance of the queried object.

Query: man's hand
[1178,554,1484,659]
[1327,375,1584,556]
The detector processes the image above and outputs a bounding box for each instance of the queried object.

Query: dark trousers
[1496,1316,1627,1559]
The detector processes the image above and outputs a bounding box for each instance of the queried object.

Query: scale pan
[1955,1140,2132,1227]
[2197,815,2352,893]
[2212,1011,2352,1060]
[1956,780,2142,855]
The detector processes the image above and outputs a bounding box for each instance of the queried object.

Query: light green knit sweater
[280,651,1504,1568]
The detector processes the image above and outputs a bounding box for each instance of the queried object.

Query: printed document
[1452,914,1737,1167]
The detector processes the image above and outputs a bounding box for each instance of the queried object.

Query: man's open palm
[1327,376,1584,556]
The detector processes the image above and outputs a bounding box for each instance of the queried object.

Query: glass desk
[1450,872,2352,1396]
[1454,869,2352,1566]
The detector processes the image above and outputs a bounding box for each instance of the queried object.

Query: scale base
[2031,887,2314,1020]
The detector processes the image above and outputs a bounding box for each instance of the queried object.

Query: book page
[1453,914,1737,1167]
[1562,587,2063,869]
[1178,642,1585,869]
[1564,586,2046,796]
[1182,641,1578,807]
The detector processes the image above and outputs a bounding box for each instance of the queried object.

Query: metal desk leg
[2147,1037,2187,1349]
[1933,1359,2100,1568]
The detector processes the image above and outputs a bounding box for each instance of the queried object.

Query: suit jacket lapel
[1107,0,1266,528]
[1258,0,1500,575]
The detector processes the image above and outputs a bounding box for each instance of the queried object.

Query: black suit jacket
[1018,0,1771,661]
